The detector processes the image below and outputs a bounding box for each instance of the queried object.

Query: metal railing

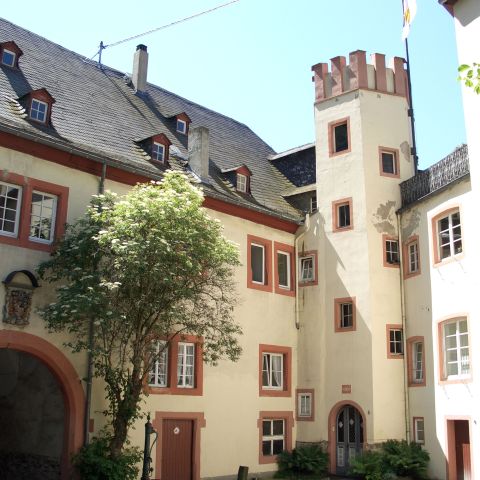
[400,144,469,207]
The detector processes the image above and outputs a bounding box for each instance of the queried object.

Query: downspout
[396,211,411,442]
[83,162,107,446]
[295,213,310,330]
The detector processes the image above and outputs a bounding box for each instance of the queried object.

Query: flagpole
[402,0,419,174]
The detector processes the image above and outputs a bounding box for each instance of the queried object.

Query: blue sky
[1,0,465,169]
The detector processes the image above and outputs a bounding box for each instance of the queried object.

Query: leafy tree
[38,171,242,458]
[458,63,480,94]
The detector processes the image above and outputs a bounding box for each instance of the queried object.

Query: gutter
[294,214,310,330]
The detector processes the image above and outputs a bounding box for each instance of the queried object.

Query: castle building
[0,3,477,478]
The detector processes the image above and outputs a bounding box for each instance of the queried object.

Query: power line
[89,0,240,63]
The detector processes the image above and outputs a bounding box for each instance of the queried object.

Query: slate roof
[0,17,304,224]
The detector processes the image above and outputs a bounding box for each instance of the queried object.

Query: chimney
[132,44,148,93]
[188,126,210,183]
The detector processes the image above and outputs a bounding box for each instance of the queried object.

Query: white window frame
[337,203,350,228]
[310,194,317,213]
[29,190,58,244]
[0,181,22,237]
[277,251,291,289]
[333,121,349,153]
[177,342,195,388]
[389,328,403,356]
[414,418,425,444]
[30,98,48,123]
[251,242,265,284]
[1,48,16,67]
[262,352,283,390]
[385,239,400,264]
[443,319,469,380]
[262,419,285,456]
[339,302,353,329]
[299,255,314,283]
[176,118,187,134]
[412,341,424,383]
[298,393,312,418]
[381,150,397,175]
[437,211,462,260]
[152,142,165,163]
[237,173,248,193]
[408,241,419,273]
[148,341,168,387]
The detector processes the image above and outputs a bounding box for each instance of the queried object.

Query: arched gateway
[328,401,366,475]
[0,331,84,479]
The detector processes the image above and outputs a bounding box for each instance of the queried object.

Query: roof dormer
[150,133,172,164]
[175,113,191,135]
[21,88,55,125]
[0,41,23,69]
[221,165,253,194]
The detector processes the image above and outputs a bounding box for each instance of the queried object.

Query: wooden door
[161,419,194,480]
[336,405,363,475]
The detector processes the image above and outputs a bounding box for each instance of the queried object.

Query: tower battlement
[311,50,408,103]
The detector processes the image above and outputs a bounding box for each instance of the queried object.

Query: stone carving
[2,270,39,327]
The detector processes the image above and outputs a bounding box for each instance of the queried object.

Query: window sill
[433,252,464,268]
[438,376,472,386]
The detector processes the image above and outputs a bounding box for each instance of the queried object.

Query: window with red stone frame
[257,411,294,464]
[0,171,68,252]
[274,241,295,296]
[247,234,272,292]
[259,344,292,397]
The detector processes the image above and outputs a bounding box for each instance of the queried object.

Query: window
[403,236,420,278]
[262,353,283,390]
[177,342,195,388]
[387,325,404,358]
[176,118,187,134]
[440,318,470,381]
[274,242,294,296]
[152,142,165,163]
[258,411,293,464]
[329,118,350,156]
[0,181,22,237]
[296,389,314,421]
[434,209,462,262]
[149,341,168,387]
[0,171,68,252]
[259,344,291,397]
[332,198,353,232]
[1,49,15,67]
[383,235,400,267]
[334,297,356,332]
[407,337,425,386]
[298,250,318,286]
[379,148,399,177]
[30,98,48,123]
[247,235,272,292]
[310,194,317,213]
[413,417,425,444]
[29,191,57,243]
[147,335,203,395]
[237,173,248,193]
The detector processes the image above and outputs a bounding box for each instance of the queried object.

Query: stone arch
[0,330,84,478]
[327,400,367,474]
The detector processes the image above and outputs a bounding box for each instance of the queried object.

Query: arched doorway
[0,331,85,479]
[328,401,366,475]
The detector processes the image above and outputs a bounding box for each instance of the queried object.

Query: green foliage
[276,445,328,478]
[38,171,242,454]
[458,63,480,94]
[73,435,141,480]
[382,440,429,479]
[349,440,430,480]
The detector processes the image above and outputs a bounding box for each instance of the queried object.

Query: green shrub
[73,435,142,480]
[382,440,430,479]
[275,445,328,478]
[349,450,389,480]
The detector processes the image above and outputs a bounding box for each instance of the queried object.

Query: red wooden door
[161,419,194,480]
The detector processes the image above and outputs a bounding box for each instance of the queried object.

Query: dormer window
[0,41,23,69]
[237,173,248,193]
[174,113,191,135]
[152,142,165,162]
[2,49,15,67]
[30,99,48,123]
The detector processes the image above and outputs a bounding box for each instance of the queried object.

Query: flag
[402,0,417,41]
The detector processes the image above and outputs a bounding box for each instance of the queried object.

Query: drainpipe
[83,162,107,446]
[295,214,310,330]
[396,211,411,442]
